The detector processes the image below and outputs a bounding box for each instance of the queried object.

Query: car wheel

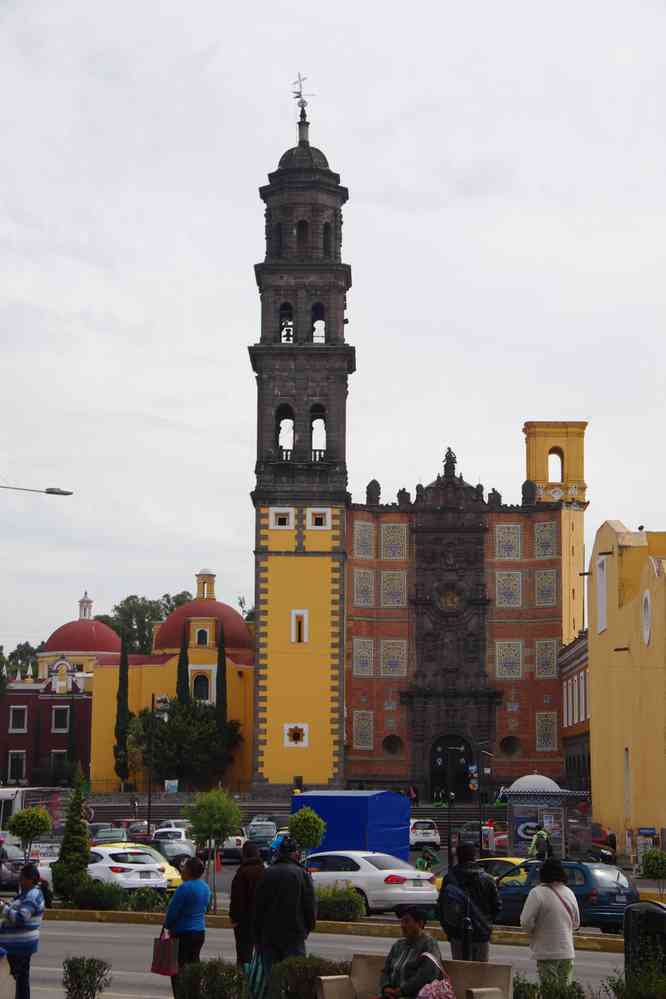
[353,889,370,917]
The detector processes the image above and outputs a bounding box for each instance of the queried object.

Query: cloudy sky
[2,0,665,648]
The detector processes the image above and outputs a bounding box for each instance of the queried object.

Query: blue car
[496,860,639,932]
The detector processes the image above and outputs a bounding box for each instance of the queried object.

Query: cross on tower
[292,72,315,118]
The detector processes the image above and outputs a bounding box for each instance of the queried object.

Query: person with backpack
[528,825,553,861]
[437,843,500,962]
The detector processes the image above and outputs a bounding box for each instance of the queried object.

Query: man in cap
[253,836,316,977]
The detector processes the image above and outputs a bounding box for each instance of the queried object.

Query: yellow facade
[523,421,588,645]
[588,521,666,841]
[254,504,344,786]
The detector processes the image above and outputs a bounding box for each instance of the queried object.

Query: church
[250,99,589,800]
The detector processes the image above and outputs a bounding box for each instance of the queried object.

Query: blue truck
[291,790,410,860]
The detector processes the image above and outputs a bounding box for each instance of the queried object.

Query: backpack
[438,870,492,941]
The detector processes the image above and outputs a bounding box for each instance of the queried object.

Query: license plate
[411,880,429,888]
[140,872,153,879]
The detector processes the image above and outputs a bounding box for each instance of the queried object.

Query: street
[29,920,623,997]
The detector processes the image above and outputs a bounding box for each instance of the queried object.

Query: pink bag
[151,930,179,976]
[418,953,456,999]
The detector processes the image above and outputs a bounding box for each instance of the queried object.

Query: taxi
[104,841,182,890]
[432,856,526,891]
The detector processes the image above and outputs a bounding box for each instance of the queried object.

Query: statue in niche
[438,587,459,610]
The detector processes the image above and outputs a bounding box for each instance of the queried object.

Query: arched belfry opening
[279,302,294,343]
[310,404,326,461]
[276,404,295,458]
[296,219,309,255]
[548,447,564,483]
[311,302,326,343]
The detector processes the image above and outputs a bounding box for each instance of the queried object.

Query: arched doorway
[430,736,473,802]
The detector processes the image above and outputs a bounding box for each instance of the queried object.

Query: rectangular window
[51,750,68,772]
[563,683,569,727]
[579,672,586,722]
[269,507,294,530]
[352,710,373,750]
[572,675,579,724]
[8,706,27,734]
[51,705,70,734]
[290,609,309,644]
[567,681,573,728]
[307,508,331,530]
[586,671,591,720]
[8,751,26,782]
[596,556,607,632]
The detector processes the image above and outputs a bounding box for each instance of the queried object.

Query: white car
[153,828,190,842]
[409,819,441,850]
[158,819,192,832]
[306,851,438,914]
[39,847,168,891]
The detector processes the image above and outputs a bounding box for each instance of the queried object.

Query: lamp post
[0,485,73,495]
[445,745,465,868]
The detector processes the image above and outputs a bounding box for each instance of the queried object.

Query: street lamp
[445,745,465,868]
[0,485,73,496]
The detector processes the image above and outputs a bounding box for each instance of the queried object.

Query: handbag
[247,949,268,999]
[417,953,456,999]
[151,930,179,976]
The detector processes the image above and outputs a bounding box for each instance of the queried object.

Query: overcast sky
[2,0,665,648]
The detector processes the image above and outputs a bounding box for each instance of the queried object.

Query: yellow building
[588,521,666,842]
[40,572,254,791]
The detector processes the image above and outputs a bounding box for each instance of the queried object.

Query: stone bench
[316,953,512,999]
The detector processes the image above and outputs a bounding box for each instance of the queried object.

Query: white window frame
[196,627,209,647]
[572,675,579,724]
[307,507,331,531]
[9,706,27,734]
[563,682,569,727]
[596,556,607,633]
[269,506,294,530]
[290,609,309,644]
[192,673,210,702]
[51,705,70,734]
[567,681,573,729]
[8,750,26,782]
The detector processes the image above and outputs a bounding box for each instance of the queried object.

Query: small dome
[154,598,252,652]
[278,144,329,171]
[43,619,121,655]
[508,774,561,794]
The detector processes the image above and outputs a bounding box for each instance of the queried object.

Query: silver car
[306,850,438,915]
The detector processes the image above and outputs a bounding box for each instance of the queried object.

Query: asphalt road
[29,921,623,998]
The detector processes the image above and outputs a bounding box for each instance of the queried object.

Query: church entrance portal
[430,736,473,802]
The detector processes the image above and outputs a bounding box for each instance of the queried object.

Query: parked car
[221,829,247,861]
[92,828,128,845]
[158,819,192,832]
[474,857,527,881]
[409,819,441,850]
[149,837,197,870]
[39,847,168,892]
[105,841,182,890]
[88,822,113,838]
[0,844,28,889]
[306,850,438,915]
[246,821,278,861]
[153,827,190,843]
[496,860,639,932]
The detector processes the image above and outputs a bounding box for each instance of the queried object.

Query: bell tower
[250,91,354,788]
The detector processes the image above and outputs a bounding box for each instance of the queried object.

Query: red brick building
[345,424,587,799]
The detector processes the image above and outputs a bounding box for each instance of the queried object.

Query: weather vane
[292,72,315,118]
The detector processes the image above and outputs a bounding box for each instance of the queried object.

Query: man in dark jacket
[253,836,316,976]
[229,842,266,967]
[437,843,500,962]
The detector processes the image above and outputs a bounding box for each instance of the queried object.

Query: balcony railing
[312,449,327,463]
[279,448,293,462]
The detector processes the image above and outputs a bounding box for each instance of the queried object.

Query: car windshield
[412,822,435,830]
[362,854,413,871]
[156,830,182,840]
[592,868,630,888]
[249,825,276,838]
[109,852,156,865]
[96,830,125,839]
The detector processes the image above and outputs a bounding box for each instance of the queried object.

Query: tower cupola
[78,591,93,620]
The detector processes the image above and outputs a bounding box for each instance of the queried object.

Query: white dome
[508,774,561,794]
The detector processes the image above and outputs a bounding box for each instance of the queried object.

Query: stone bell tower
[250,92,354,788]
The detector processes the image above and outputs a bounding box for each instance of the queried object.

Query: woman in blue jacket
[164,857,211,996]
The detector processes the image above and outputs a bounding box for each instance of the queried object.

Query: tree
[215,622,227,731]
[126,716,145,781]
[176,626,190,706]
[52,766,90,900]
[113,636,130,786]
[134,700,241,788]
[95,592,193,654]
[7,642,40,676]
[288,807,326,858]
[7,806,52,862]
[642,849,666,898]
[185,790,241,911]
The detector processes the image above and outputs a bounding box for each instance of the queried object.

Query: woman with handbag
[377,907,455,999]
[520,858,580,987]
[163,857,211,997]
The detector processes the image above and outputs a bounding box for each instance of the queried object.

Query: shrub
[601,967,666,998]
[268,956,351,999]
[53,769,90,901]
[63,956,112,999]
[315,884,365,922]
[127,887,167,912]
[642,849,666,897]
[514,974,587,999]
[289,807,326,853]
[178,959,246,998]
[72,879,128,912]
[7,806,52,861]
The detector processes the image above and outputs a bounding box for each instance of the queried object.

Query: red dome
[43,619,122,654]
[154,599,252,652]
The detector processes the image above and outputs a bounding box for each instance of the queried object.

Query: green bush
[178,959,246,998]
[63,956,112,999]
[601,967,666,998]
[289,807,326,852]
[315,884,365,922]
[72,879,128,912]
[514,974,586,999]
[268,956,351,999]
[642,849,666,896]
[127,887,167,912]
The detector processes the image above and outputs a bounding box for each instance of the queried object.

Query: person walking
[0,863,45,999]
[229,842,265,969]
[253,836,316,978]
[520,858,580,987]
[528,824,553,861]
[437,843,500,962]
[164,856,211,997]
